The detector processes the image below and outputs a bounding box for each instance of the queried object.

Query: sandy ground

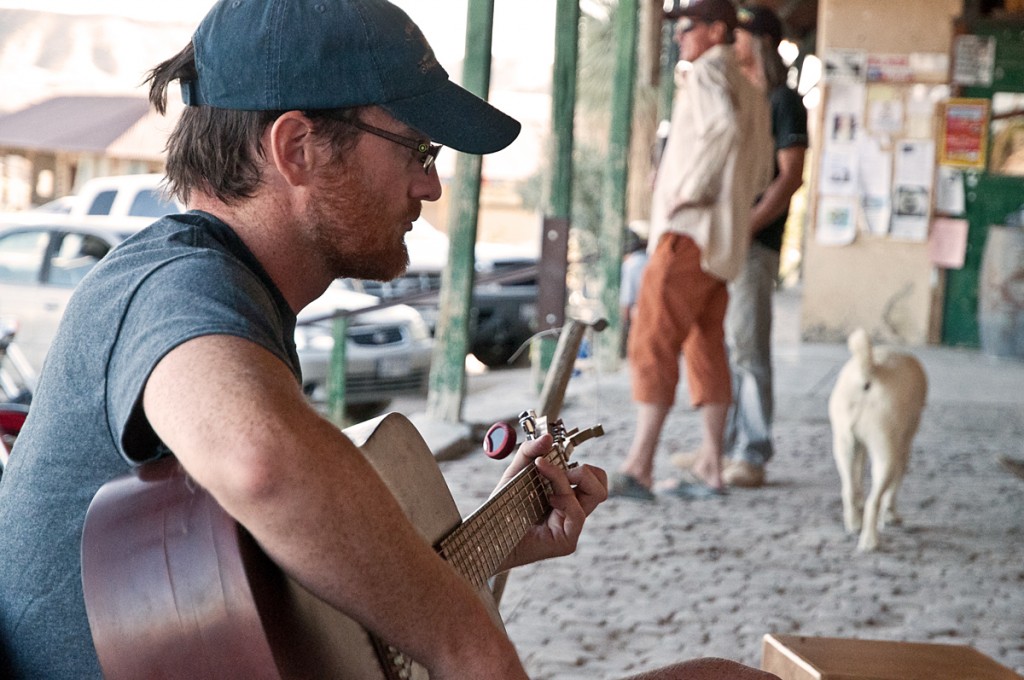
[426,288,1024,679]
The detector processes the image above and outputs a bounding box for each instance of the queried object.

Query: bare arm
[749,145,806,236]
[143,335,526,680]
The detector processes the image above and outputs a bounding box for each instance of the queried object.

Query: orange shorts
[627,233,732,408]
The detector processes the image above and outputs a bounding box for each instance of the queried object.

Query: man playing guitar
[0,2,777,679]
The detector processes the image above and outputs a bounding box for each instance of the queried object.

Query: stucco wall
[802,0,963,345]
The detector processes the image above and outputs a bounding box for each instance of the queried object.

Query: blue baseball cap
[180,0,521,155]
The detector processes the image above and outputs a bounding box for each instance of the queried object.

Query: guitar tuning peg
[483,421,517,460]
[518,410,538,440]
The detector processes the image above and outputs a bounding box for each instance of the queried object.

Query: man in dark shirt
[721,5,809,488]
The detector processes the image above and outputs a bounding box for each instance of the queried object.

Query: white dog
[828,328,927,552]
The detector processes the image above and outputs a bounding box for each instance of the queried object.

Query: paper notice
[816,195,858,246]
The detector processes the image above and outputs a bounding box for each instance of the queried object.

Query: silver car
[0,214,432,417]
[296,281,432,418]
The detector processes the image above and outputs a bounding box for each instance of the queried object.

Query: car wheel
[471,343,524,368]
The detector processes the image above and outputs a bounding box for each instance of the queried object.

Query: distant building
[0,94,181,211]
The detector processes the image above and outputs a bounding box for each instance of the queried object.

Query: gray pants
[724,241,779,467]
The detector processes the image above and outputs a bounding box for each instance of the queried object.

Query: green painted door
[942,18,1024,346]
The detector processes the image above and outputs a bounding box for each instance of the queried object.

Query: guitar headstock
[517,409,604,471]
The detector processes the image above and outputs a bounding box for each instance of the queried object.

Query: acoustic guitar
[81,411,603,679]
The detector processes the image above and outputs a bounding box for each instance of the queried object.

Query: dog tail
[848,327,874,385]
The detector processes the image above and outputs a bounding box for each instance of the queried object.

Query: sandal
[658,470,726,500]
[608,472,655,501]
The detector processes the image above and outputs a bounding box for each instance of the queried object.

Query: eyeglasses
[346,118,441,175]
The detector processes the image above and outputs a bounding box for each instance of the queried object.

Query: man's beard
[307,164,412,283]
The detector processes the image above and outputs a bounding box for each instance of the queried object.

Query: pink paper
[928,218,969,269]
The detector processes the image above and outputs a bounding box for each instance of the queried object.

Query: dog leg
[851,442,866,525]
[831,429,861,534]
[880,452,907,527]
[882,422,919,527]
[859,442,899,552]
[880,486,901,527]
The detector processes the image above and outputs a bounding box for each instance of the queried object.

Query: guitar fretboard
[435,446,564,589]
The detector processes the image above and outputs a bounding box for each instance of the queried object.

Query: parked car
[296,281,432,418]
[0,215,432,417]
[350,218,539,367]
[32,173,183,218]
[33,174,537,366]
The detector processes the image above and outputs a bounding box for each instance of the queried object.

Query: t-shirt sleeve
[772,87,809,151]
[106,251,294,464]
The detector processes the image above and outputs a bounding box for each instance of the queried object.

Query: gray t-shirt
[0,211,299,678]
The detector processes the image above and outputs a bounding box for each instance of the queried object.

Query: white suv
[40,173,183,218]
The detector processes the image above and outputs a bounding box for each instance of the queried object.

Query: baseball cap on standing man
[180,0,521,155]
[737,5,785,47]
[663,0,739,31]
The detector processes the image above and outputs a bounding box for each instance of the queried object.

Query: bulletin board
[813,48,949,246]
[801,0,963,346]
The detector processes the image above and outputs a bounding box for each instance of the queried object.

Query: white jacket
[649,44,773,282]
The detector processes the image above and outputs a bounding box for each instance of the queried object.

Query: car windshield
[128,190,179,217]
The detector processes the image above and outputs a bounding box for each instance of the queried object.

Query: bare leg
[691,402,728,490]
[619,402,671,488]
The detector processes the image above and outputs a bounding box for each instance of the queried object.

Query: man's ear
[267,111,320,187]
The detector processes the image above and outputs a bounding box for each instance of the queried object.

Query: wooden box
[761,633,1022,680]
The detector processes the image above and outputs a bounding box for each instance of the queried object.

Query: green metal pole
[549,0,579,220]
[328,314,349,429]
[532,0,580,392]
[426,0,495,422]
[596,0,640,371]
[660,18,679,122]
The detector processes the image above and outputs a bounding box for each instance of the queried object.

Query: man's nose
[417,166,443,203]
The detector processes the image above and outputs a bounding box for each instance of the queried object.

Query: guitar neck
[435,447,561,590]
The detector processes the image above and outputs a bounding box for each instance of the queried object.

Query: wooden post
[532,0,581,393]
[426,0,495,422]
[538,317,609,420]
[596,0,639,372]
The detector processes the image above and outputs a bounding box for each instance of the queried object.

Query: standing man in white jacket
[610,0,773,501]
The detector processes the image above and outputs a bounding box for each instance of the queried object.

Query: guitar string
[439,446,566,588]
[440,347,608,621]
[500,327,609,624]
[442,471,536,586]
[443,468,549,587]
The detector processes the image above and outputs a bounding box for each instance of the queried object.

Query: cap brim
[383,80,521,155]
[671,7,703,19]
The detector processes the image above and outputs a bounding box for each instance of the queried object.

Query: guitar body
[82,413,502,680]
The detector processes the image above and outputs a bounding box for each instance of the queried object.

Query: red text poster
[939,98,990,169]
